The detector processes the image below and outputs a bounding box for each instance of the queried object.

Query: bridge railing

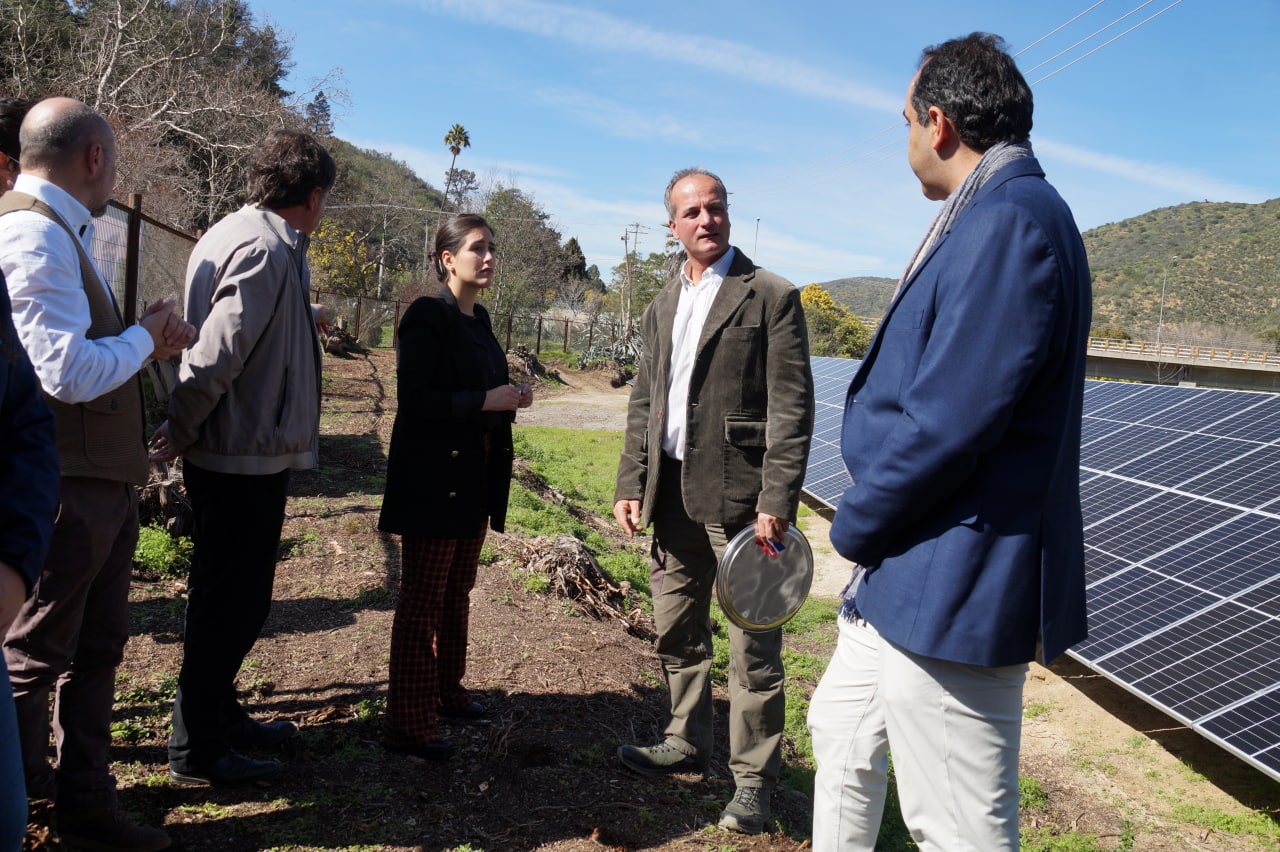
[1088,337,1279,367]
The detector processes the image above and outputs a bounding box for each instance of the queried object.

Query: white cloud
[1035,137,1271,203]
[411,0,902,112]
[534,88,706,145]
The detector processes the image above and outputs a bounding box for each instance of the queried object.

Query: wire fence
[89,195,198,323]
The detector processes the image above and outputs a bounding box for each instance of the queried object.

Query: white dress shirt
[0,174,154,403]
[662,247,735,460]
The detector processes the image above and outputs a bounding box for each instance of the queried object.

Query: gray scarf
[896,140,1035,295]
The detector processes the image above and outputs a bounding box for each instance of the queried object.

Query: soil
[74,348,1277,851]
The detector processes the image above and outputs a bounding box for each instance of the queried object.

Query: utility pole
[621,222,646,336]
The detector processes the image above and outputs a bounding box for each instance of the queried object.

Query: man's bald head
[21,98,113,171]
[19,98,117,215]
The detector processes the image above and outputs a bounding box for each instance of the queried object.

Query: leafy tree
[443,167,478,208]
[1090,325,1133,341]
[610,249,675,330]
[800,284,871,358]
[481,183,563,316]
[442,123,470,207]
[305,90,333,136]
[0,0,337,230]
[309,220,383,296]
[322,138,444,300]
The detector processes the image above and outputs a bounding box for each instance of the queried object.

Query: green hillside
[819,197,1280,345]
[1083,198,1280,339]
[819,276,897,319]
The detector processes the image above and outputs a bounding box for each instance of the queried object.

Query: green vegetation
[802,284,873,358]
[1020,774,1050,811]
[1171,803,1280,842]
[132,524,193,579]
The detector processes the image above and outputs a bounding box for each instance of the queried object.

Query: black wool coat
[378,288,513,538]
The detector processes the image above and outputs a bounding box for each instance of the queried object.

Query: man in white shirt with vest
[0,97,192,852]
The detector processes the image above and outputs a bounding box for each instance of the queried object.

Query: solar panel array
[802,356,1280,783]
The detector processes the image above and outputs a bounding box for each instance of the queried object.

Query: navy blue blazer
[830,157,1091,667]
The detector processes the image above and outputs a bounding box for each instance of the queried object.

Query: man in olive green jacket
[613,167,814,835]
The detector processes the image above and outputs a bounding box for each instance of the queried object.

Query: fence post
[535,316,543,354]
[124,194,143,323]
[355,297,363,342]
[587,319,594,352]
[505,314,513,352]
[393,300,402,348]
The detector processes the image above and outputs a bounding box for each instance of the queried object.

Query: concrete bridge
[1086,337,1280,392]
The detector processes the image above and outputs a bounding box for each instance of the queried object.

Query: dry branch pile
[514,535,654,641]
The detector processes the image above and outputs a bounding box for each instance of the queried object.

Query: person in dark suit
[378,213,531,761]
[807,33,1092,850]
[613,167,814,835]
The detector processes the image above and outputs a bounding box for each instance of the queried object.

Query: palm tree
[442,124,471,207]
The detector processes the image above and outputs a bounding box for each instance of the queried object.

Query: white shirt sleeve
[0,213,154,403]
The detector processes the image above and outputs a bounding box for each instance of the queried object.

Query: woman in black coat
[378,214,531,760]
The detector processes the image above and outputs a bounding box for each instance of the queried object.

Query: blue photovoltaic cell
[1085,492,1239,565]
[803,361,1280,781]
[1202,689,1280,764]
[1077,568,1221,658]
[1200,394,1280,442]
[1177,445,1280,508]
[1145,388,1268,433]
[1079,476,1162,528]
[1080,424,1190,472]
[1148,515,1280,596]
[1086,383,1205,424]
[1109,433,1260,488]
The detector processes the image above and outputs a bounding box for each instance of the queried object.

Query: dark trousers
[3,477,136,810]
[383,533,484,747]
[169,461,289,769]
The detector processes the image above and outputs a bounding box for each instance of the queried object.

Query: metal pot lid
[716,524,814,632]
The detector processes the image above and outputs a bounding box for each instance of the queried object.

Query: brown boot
[56,806,170,852]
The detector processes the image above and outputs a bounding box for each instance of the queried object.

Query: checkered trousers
[384,531,486,746]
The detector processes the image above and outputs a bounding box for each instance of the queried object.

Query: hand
[755,513,789,550]
[312,303,331,336]
[0,560,27,632]
[139,299,194,359]
[148,422,179,463]
[614,499,643,537]
[482,384,523,412]
[515,383,533,409]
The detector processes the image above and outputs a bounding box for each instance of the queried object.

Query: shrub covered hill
[819,197,1280,344]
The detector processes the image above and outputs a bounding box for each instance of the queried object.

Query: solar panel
[803,356,1280,783]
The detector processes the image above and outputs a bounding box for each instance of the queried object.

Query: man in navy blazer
[808,34,1090,850]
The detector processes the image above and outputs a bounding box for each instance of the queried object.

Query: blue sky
[248,0,1278,287]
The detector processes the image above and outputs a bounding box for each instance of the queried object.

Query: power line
[1031,1,1185,86]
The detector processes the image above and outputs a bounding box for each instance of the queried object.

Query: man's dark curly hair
[912,33,1033,152]
[245,129,336,209]
[0,97,31,163]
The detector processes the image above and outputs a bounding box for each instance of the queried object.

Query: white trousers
[807,615,1027,851]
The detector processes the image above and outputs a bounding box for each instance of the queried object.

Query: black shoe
[169,751,280,787]
[617,740,707,776]
[58,804,172,851]
[224,716,299,749]
[439,700,486,720]
[384,738,455,761]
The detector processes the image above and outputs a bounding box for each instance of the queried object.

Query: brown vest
[0,192,148,485]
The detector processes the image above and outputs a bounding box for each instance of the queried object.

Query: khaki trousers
[650,456,784,788]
